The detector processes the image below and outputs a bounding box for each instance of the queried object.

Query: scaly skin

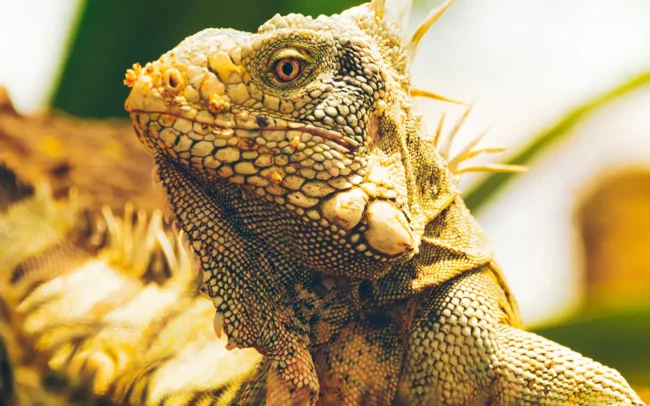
[124,1,644,404]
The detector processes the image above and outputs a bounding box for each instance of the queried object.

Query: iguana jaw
[132,107,418,273]
[126,86,419,273]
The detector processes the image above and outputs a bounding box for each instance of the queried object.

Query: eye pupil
[274,58,302,82]
[281,62,294,76]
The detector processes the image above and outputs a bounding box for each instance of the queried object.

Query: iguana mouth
[127,106,419,264]
[127,109,356,183]
[126,108,354,151]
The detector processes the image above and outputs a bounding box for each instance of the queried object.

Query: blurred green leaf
[464,70,650,213]
[50,0,361,118]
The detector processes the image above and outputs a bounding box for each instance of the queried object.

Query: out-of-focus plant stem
[464,70,650,213]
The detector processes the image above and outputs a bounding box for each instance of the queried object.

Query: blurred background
[1,0,649,387]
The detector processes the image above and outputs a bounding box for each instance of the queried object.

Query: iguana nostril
[164,68,183,91]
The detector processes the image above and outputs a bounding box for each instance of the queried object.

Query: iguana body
[123,1,643,405]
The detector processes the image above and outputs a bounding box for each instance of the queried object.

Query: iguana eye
[273,58,303,82]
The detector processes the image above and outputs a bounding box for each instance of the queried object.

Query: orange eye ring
[273,58,302,82]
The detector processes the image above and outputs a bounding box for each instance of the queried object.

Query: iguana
[121,0,644,404]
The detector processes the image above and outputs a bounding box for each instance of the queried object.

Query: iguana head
[125,0,458,279]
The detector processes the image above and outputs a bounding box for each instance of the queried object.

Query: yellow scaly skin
[124,1,644,404]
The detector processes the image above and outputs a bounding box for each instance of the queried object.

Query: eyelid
[269,48,312,65]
